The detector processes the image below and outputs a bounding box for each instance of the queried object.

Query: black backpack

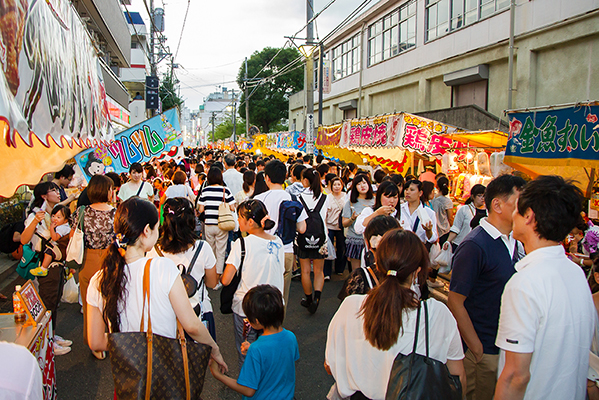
[297,194,327,252]
[275,194,304,245]
[154,241,204,298]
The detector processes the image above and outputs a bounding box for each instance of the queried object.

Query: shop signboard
[338,113,458,157]
[316,124,342,146]
[74,109,182,181]
[505,105,599,167]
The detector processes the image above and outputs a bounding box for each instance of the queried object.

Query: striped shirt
[198,185,234,225]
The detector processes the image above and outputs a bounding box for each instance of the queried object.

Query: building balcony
[100,59,130,109]
[72,0,131,67]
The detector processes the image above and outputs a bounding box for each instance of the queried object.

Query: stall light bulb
[466,152,474,160]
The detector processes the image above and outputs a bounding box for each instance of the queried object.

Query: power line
[174,0,191,60]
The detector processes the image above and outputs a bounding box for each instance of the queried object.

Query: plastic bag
[429,243,441,267]
[61,275,79,303]
[325,239,336,261]
[435,245,453,273]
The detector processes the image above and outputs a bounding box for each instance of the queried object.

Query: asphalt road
[52,273,347,400]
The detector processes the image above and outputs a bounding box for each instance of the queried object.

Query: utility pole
[232,90,237,143]
[305,0,315,155]
[318,44,324,127]
[211,111,216,143]
[245,57,249,137]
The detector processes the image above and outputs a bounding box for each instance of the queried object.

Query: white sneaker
[53,343,71,356]
[427,280,444,288]
[54,335,72,347]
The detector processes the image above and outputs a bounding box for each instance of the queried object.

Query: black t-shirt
[76,188,91,208]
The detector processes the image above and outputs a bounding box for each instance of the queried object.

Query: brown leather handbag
[107,259,211,400]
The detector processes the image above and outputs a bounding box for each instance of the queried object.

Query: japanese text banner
[74,109,182,182]
[505,105,599,167]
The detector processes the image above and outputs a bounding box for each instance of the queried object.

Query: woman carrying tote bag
[86,198,227,399]
[325,229,465,400]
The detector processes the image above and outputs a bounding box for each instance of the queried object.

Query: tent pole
[587,168,595,199]
[411,151,415,176]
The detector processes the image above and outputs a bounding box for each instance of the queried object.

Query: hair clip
[115,233,129,256]
[167,209,175,214]
[387,270,397,277]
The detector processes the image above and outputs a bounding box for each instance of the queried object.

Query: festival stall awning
[1,0,113,196]
[441,130,508,149]
[504,103,599,193]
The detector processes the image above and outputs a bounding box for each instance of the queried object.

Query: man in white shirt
[222,153,243,197]
[495,175,595,400]
[255,160,307,310]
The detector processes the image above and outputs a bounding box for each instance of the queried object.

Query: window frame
[331,33,361,82]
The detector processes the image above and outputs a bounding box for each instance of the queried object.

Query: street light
[298,44,316,58]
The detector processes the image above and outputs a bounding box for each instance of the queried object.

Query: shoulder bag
[220,236,246,314]
[217,188,236,231]
[107,259,211,400]
[154,241,204,298]
[385,301,462,400]
[66,206,86,270]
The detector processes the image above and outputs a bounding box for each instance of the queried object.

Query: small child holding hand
[209,285,299,400]
[30,205,71,277]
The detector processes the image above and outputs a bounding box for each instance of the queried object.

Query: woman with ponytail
[325,229,465,400]
[148,197,219,339]
[86,198,227,372]
[298,168,329,314]
[431,176,454,245]
[222,199,284,367]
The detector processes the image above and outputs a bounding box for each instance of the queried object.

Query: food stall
[1,280,56,399]
[504,102,599,217]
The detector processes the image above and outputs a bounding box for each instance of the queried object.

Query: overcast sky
[129,0,375,111]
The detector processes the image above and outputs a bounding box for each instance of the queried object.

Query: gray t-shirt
[342,198,375,239]
[432,195,453,237]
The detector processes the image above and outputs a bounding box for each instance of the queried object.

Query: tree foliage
[159,74,183,111]
[237,47,304,134]
[211,118,244,141]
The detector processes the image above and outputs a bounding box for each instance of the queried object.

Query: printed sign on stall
[506,105,599,165]
[339,115,403,148]
[399,114,458,157]
[74,109,182,182]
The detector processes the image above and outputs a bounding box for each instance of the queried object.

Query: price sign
[18,280,46,325]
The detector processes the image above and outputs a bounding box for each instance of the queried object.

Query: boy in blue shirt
[209,285,299,400]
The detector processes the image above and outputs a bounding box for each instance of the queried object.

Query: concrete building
[198,89,237,143]
[121,11,151,126]
[290,0,599,131]
[71,0,132,131]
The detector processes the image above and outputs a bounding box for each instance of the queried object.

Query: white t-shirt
[496,245,595,400]
[399,202,438,243]
[225,235,285,317]
[223,168,244,199]
[0,342,43,400]
[147,240,216,314]
[326,296,464,400]
[118,181,154,202]
[254,190,308,254]
[354,207,399,236]
[87,257,181,338]
[449,203,477,246]
[164,184,195,201]
[55,223,70,238]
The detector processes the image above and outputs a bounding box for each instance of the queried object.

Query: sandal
[92,350,106,360]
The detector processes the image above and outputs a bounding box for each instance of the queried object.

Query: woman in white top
[324,177,347,279]
[86,197,227,373]
[297,168,330,314]
[148,197,218,339]
[234,170,255,206]
[355,181,401,236]
[222,199,284,367]
[399,179,438,245]
[325,229,466,400]
[117,162,154,202]
[443,184,486,252]
[160,170,196,206]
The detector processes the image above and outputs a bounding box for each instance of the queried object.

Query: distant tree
[159,74,183,111]
[212,118,244,141]
[237,47,303,134]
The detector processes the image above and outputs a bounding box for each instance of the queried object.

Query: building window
[368,0,416,67]
[332,34,361,81]
[427,0,510,42]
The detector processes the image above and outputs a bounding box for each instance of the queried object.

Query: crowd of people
[7,147,599,400]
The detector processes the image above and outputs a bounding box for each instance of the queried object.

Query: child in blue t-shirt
[209,285,299,400]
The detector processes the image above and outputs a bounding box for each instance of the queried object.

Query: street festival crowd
[5,147,599,400]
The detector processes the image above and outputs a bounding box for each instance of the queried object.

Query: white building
[121,11,151,126]
[198,89,237,143]
[290,0,599,131]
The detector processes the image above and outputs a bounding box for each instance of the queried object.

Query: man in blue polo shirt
[448,174,526,400]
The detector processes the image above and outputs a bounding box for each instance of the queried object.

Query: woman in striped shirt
[197,167,235,276]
